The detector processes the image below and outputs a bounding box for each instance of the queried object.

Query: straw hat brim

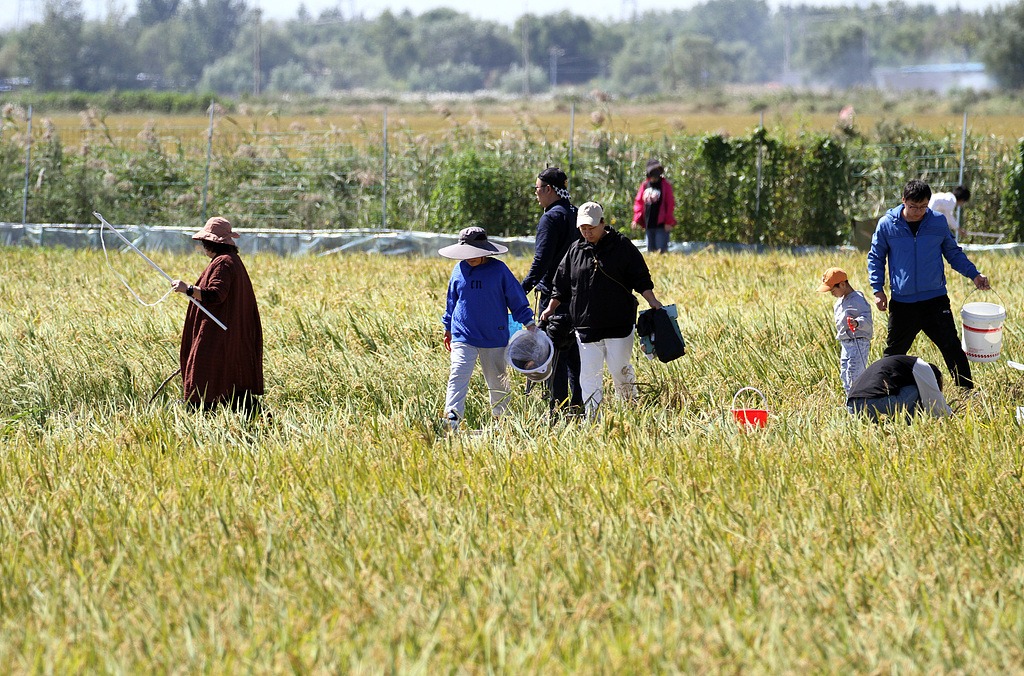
[438,241,508,260]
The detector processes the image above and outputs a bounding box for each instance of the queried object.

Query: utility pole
[549,46,564,87]
[782,8,791,78]
[621,0,637,22]
[861,29,870,82]
[253,8,262,96]
[521,17,530,97]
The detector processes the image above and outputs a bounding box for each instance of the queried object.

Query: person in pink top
[632,159,676,254]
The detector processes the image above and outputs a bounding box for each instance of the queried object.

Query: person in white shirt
[928,185,971,240]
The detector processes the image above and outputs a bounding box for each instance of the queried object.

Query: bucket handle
[960,286,1006,314]
[732,386,767,410]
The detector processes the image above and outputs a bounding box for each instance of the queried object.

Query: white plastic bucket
[961,301,1006,363]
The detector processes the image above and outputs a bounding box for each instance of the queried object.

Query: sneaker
[446,412,460,432]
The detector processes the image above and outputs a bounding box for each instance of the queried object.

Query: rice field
[2,245,1024,671]
[29,106,1024,146]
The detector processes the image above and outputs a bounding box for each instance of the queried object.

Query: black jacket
[551,227,654,342]
[846,355,918,400]
[522,198,580,298]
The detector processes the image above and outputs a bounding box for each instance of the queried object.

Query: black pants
[884,294,973,389]
[548,341,583,413]
[539,291,583,413]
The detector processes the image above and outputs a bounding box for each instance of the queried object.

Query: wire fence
[1,104,1016,244]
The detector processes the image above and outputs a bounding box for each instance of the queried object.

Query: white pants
[839,337,870,395]
[445,343,510,420]
[577,331,637,416]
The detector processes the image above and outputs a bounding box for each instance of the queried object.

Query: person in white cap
[170,216,263,412]
[439,227,536,431]
[540,202,665,418]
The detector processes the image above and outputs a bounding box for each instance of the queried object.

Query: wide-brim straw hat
[438,226,508,260]
[192,216,240,245]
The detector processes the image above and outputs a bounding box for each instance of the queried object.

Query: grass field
[2,245,1024,671]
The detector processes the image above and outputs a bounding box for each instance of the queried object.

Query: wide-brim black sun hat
[438,227,509,260]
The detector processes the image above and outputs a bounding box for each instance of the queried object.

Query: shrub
[427,147,535,236]
[999,138,1024,242]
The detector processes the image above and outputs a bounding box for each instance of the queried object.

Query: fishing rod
[93,212,227,331]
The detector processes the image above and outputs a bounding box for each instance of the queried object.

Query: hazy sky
[5,0,1008,30]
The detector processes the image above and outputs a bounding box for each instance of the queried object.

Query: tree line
[2,0,1024,96]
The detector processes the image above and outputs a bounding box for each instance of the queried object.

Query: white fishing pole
[93,211,228,331]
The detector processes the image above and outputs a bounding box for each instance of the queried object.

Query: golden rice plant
[1,246,1023,671]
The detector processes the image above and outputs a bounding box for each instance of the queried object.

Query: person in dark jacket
[171,216,264,413]
[868,179,991,389]
[846,355,951,422]
[522,166,583,416]
[540,202,664,417]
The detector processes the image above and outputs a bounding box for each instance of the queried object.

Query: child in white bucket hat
[440,227,536,431]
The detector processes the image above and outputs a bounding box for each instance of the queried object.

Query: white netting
[506,329,555,382]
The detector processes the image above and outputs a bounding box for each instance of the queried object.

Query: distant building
[873,63,993,93]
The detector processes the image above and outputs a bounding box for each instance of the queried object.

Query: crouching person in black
[846,355,951,422]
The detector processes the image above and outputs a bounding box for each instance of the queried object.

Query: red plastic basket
[731,387,769,429]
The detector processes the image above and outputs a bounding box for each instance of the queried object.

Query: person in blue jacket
[868,179,991,389]
[440,227,536,431]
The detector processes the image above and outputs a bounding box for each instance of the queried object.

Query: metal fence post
[382,106,388,230]
[200,100,215,224]
[755,112,765,228]
[957,111,968,228]
[958,111,968,185]
[22,105,32,226]
[568,102,575,189]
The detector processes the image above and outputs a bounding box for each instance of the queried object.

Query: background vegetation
[3,102,1024,244]
[3,0,1024,96]
[1,246,1023,670]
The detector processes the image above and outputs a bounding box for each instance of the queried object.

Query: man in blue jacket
[868,179,991,389]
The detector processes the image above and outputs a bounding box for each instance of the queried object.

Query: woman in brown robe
[171,217,263,411]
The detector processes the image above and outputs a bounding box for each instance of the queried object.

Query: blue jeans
[847,384,920,423]
[646,226,670,253]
